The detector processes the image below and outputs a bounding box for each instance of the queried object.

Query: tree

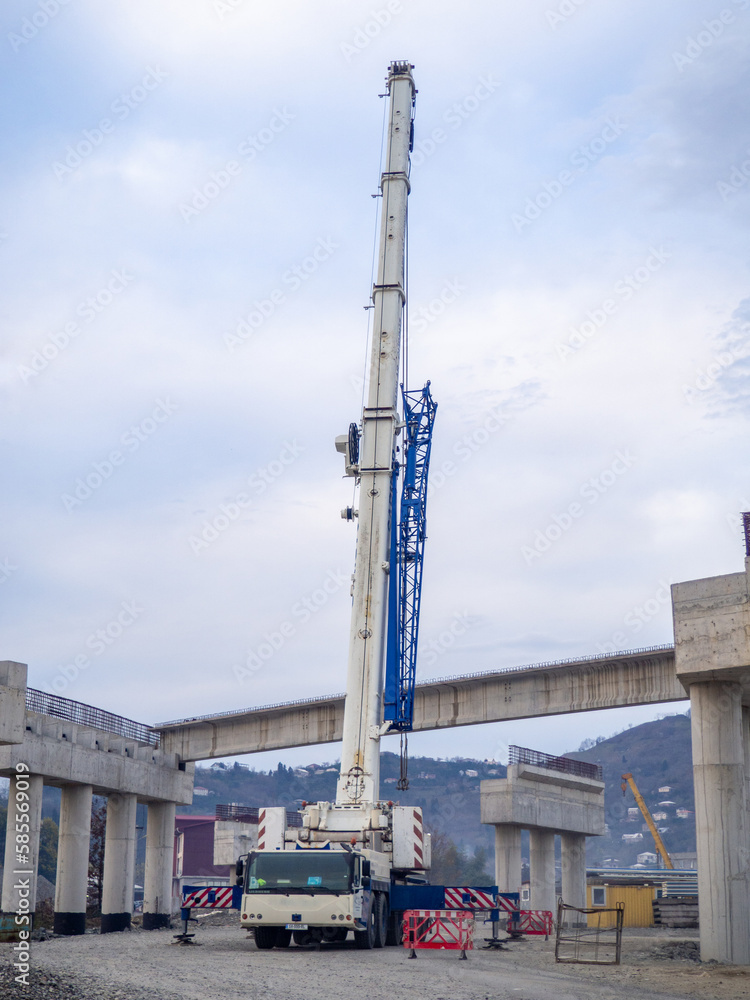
[464,845,492,886]
[428,830,466,885]
[38,818,59,882]
[88,802,107,911]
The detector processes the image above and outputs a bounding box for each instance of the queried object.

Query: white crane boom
[336,61,416,807]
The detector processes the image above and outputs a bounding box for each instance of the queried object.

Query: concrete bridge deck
[155,644,684,761]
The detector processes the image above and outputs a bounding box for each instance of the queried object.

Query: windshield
[245,851,353,893]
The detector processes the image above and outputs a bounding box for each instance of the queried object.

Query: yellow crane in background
[621,773,674,869]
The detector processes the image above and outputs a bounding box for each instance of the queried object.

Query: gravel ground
[0,917,748,1000]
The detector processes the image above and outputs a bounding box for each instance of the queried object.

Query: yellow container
[586,884,655,927]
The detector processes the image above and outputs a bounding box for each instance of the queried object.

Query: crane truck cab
[237,844,392,949]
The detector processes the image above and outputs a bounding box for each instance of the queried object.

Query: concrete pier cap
[672,558,750,694]
[480,763,606,835]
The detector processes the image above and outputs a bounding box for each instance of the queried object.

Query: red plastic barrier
[403,909,474,958]
[518,909,553,936]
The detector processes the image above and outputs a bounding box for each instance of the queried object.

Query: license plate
[285,923,308,930]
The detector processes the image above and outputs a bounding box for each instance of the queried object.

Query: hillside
[569,712,694,865]
[183,710,695,866]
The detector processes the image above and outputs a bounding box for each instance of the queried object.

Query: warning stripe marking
[182,887,235,909]
[444,888,496,910]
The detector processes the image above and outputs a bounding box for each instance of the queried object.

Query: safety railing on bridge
[508,745,602,782]
[26,688,159,746]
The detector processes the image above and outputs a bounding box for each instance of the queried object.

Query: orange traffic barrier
[403,909,474,960]
[518,909,554,937]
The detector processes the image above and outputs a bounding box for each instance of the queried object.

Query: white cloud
[1,0,748,768]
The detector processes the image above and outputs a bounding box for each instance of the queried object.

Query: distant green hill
[568,712,694,865]
[183,711,695,865]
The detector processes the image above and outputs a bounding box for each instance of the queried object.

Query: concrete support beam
[529,829,556,915]
[1,773,43,921]
[101,793,137,933]
[493,825,522,895]
[560,832,587,912]
[156,647,683,760]
[0,715,194,803]
[54,785,93,935]
[690,681,750,965]
[143,801,176,930]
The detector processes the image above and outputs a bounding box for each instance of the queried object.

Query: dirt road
[1,918,748,1000]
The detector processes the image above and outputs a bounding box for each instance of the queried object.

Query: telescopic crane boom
[336,60,417,808]
[621,772,674,869]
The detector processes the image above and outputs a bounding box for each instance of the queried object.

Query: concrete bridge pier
[482,756,605,922]
[493,824,522,895]
[143,800,176,929]
[529,829,556,914]
[672,563,750,965]
[689,681,749,964]
[560,832,587,912]
[53,784,93,935]
[1,773,43,922]
[101,792,137,933]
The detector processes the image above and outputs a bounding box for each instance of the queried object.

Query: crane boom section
[621,772,674,869]
[336,62,416,807]
[384,382,437,731]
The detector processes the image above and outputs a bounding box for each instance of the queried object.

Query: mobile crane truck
[236,60,439,950]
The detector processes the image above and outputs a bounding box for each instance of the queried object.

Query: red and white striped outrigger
[181,886,237,910]
[444,887,496,910]
[175,884,243,944]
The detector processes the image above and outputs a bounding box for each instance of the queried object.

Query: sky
[2,0,749,772]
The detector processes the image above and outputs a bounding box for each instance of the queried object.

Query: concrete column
[1,772,43,922]
[529,828,556,915]
[743,707,750,820]
[143,801,176,929]
[690,681,750,965]
[560,832,587,912]
[54,784,93,935]
[101,793,137,933]
[493,825,522,894]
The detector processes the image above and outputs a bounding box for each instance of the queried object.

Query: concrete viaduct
[1,561,749,965]
[154,645,682,759]
[0,662,193,935]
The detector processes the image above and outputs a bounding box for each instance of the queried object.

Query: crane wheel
[354,897,378,949]
[254,927,279,949]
